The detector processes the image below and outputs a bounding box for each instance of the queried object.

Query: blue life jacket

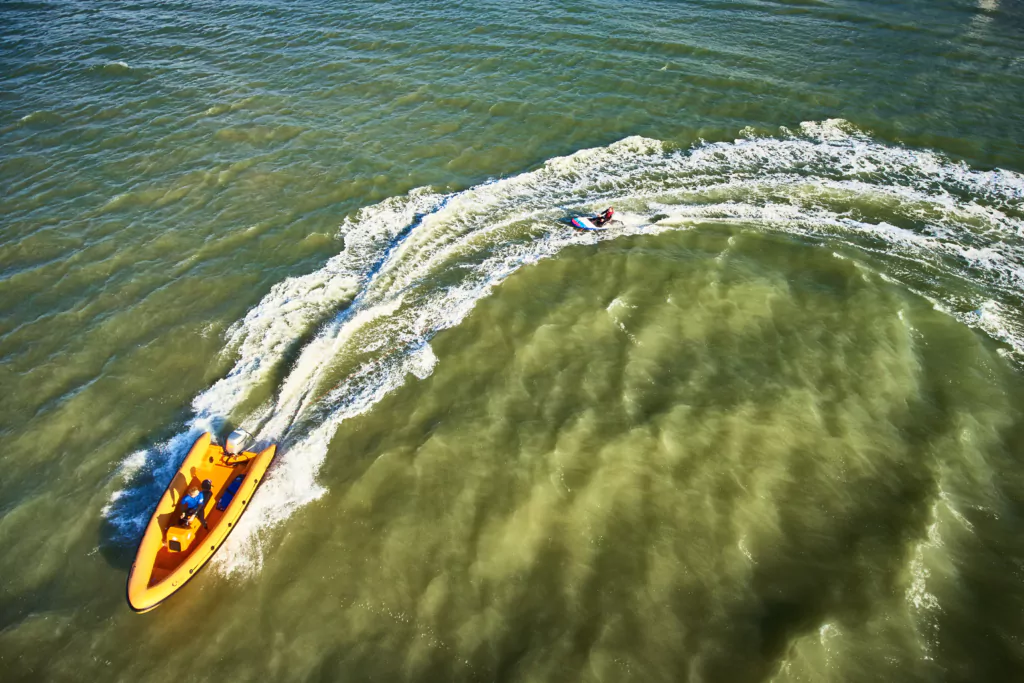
[182,491,207,514]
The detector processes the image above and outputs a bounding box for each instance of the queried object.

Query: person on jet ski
[592,207,615,227]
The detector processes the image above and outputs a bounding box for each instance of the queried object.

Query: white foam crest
[973,299,1024,352]
[685,121,1024,209]
[102,415,219,539]
[261,295,406,440]
[213,347,427,576]
[904,496,957,661]
[212,188,447,409]
[107,120,1024,577]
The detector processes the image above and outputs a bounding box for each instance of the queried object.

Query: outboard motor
[225,429,254,456]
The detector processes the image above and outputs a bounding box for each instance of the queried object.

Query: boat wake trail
[104,119,1024,576]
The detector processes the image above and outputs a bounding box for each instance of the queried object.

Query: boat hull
[126,432,276,613]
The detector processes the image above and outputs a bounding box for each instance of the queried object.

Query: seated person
[593,207,615,227]
[179,479,213,528]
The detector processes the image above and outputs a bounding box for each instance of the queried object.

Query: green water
[2,1,1024,681]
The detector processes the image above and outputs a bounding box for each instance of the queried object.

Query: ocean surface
[2,0,1024,681]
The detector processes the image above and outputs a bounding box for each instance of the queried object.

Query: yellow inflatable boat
[127,430,276,613]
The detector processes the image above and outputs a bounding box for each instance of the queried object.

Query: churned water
[2,1,1024,682]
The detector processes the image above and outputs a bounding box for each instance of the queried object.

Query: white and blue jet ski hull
[569,216,605,231]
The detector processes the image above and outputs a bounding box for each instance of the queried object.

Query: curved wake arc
[104,120,1024,579]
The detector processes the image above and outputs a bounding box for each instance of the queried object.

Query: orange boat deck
[149,446,257,583]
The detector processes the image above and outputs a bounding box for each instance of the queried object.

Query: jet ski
[570,216,605,231]
[562,207,616,232]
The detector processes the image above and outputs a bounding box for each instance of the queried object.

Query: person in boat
[179,479,212,528]
[592,207,615,227]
